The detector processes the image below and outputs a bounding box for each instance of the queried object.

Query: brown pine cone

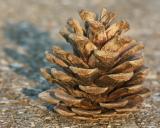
[39,8,150,121]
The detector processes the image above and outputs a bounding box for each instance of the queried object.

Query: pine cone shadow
[3,21,70,99]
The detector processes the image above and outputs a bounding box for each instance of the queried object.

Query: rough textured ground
[0,0,160,127]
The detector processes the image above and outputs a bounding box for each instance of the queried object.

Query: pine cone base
[39,87,147,121]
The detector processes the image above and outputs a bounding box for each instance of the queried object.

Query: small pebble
[44,116,52,122]
[61,0,71,5]
[147,72,157,80]
[0,78,3,83]
[0,65,10,71]
[152,93,160,106]
[10,63,25,69]
[31,122,35,127]
[151,80,159,86]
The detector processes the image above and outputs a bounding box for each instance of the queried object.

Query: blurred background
[0,0,160,127]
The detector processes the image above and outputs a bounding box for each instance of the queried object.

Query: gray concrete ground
[0,0,160,127]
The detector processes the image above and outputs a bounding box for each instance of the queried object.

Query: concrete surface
[0,0,160,127]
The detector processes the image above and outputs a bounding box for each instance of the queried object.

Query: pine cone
[39,8,150,121]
